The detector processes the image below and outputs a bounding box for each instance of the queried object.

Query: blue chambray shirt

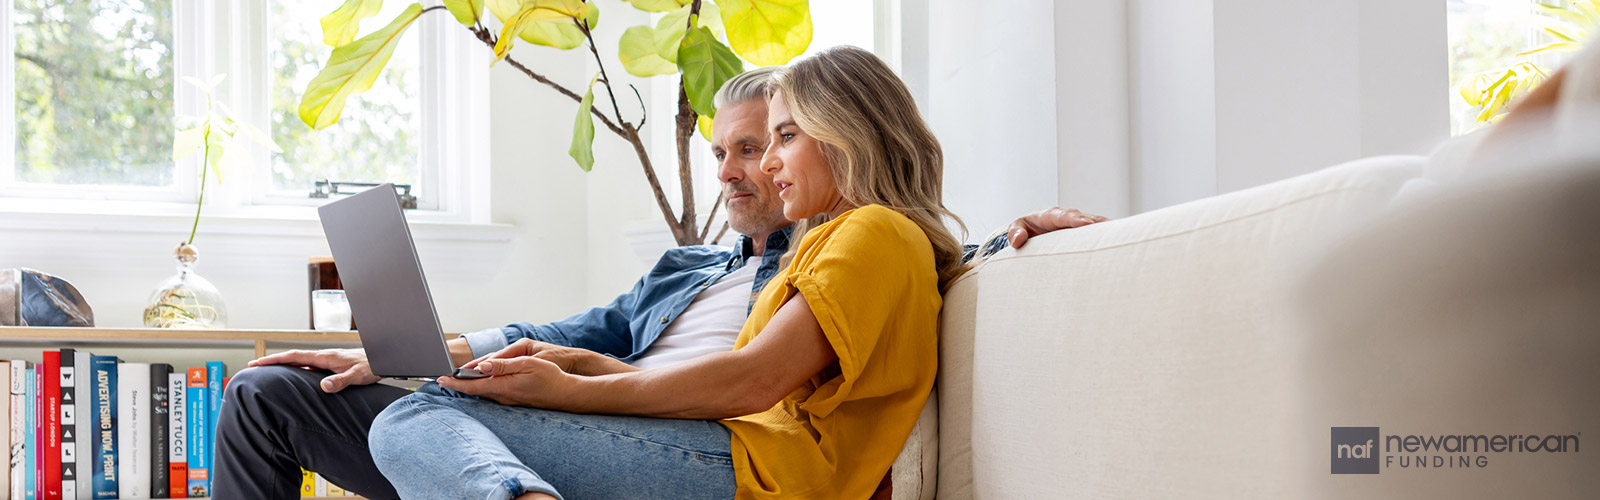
[460,227,1010,361]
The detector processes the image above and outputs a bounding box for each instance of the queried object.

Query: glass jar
[142,243,228,328]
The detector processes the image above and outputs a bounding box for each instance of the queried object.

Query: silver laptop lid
[316,183,455,378]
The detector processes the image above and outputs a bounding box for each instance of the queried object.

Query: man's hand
[439,353,578,407]
[1006,207,1109,249]
[248,348,380,393]
[463,338,637,377]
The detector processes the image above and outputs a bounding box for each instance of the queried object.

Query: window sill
[0,197,514,244]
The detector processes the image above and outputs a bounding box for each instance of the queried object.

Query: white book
[118,363,152,499]
[168,372,187,493]
[9,360,27,500]
[74,351,93,499]
[0,361,9,497]
[315,474,329,496]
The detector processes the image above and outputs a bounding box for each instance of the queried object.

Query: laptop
[316,183,486,380]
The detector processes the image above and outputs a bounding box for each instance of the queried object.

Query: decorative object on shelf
[0,268,95,327]
[143,244,229,329]
[140,75,282,329]
[311,290,353,331]
[307,257,359,330]
[297,0,813,247]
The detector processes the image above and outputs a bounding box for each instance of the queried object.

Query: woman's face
[761,90,843,221]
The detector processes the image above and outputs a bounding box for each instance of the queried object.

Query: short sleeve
[786,206,936,418]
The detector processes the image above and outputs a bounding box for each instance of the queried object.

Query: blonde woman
[367,46,964,500]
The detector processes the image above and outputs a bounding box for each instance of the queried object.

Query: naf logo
[1331,427,1380,474]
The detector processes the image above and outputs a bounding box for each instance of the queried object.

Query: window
[2,0,183,201]
[0,1,487,219]
[1447,0,1594,134]
[268,0,421,205]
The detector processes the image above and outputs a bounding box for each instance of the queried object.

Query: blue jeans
[368,384,736,500]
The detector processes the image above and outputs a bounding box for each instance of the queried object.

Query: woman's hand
[438,354,579,407]
[1007,207,1109,248]
[248,348,380,393]
[463,339,638,376]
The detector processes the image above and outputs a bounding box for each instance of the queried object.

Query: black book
[151,363,173,498]
[60,348,78,499]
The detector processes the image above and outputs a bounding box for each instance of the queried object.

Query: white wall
[904,0,1450,225]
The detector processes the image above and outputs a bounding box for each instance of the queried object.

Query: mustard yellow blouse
[723,204,941,499]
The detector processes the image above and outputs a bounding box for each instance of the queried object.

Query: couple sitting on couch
[212,46,1104,500]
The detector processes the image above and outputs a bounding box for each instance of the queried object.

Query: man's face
[713,99,790,237]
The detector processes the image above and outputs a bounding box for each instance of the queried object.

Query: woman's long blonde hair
[770,46,969,288]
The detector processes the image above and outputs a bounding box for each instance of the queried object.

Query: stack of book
[2,351,226,499]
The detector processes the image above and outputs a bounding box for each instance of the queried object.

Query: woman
[367,46,966,500]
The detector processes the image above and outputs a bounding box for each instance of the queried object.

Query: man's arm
[963,207,1110,262]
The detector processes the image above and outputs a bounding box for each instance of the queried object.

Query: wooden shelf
[0,326,362,357]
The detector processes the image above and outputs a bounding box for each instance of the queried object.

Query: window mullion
[0,0,16,187]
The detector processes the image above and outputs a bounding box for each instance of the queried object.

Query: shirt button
[660,316,670,324]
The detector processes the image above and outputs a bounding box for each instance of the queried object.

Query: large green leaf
[203,124,227,183]
[654,1,723,64]
[300,3,424,129]
[678,27,743,117]
[629,0,691,13]
[719,0,811,66]
[494,0,591,59]
[443,0,485,26]
[321,0,385,47]
[619,26,679,77]
[570,75,599,172]
[486,0,590,49]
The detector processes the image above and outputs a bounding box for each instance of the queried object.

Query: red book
[42,351,61,500]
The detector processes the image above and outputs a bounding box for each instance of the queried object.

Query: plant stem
[187,126,210,246]
[577,19,629,131]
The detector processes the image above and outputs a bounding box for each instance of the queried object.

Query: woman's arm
[438,294,838,420]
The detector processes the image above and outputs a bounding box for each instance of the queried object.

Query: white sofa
[913,152,1600,499]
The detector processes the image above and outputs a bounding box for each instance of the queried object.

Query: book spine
[73,352,91,499]
[166,373,186,499]
[298,468,314,497]
[11,361,28,500]
[151,364,172,499]
[41,352,59,500]
[89,356,117,499]
[118,364,150,499]
[184,368,207,498]
[204,361,224,481]
[31,363,40,500]
[28,364,38,500]
[57,350,74,500]
[0,361,11,498]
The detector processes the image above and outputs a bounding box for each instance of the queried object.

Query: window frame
[0,0,490,225]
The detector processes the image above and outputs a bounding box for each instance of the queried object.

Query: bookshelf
[0,327,402,499]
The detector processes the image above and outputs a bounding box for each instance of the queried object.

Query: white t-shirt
[628,259,761,370]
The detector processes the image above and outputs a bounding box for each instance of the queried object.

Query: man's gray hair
[713,66,782,109]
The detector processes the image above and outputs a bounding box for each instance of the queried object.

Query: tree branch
[578,19,631,132]
[470,26,625,136]
[699,189,724,242]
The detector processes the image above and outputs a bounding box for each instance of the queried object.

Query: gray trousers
[212,365,409,500]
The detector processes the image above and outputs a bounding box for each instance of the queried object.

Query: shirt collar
[731,226,795,270]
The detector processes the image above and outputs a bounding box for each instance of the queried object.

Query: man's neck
[747,231,772,257]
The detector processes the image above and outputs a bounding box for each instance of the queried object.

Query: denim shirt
[460,227,1010,360]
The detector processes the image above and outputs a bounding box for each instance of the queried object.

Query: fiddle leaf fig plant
[298,0,814,246]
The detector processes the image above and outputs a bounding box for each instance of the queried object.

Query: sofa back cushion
[936,156,1422,499]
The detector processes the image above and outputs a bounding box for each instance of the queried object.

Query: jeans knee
[368,393,433,471]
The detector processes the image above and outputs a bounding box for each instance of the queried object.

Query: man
[212,66,1106,500]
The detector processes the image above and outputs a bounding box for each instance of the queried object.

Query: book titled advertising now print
[10,360,28,500]
[58,350,77,500]
[167,372,186,499]
[118,363,151,499]
[184,368,208,498]
[89,355,118,499]
[151,364,172,499]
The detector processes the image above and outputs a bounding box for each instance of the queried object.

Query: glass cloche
[142,243,228,328]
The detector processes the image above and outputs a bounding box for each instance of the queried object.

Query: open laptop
[317,183,486,380]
